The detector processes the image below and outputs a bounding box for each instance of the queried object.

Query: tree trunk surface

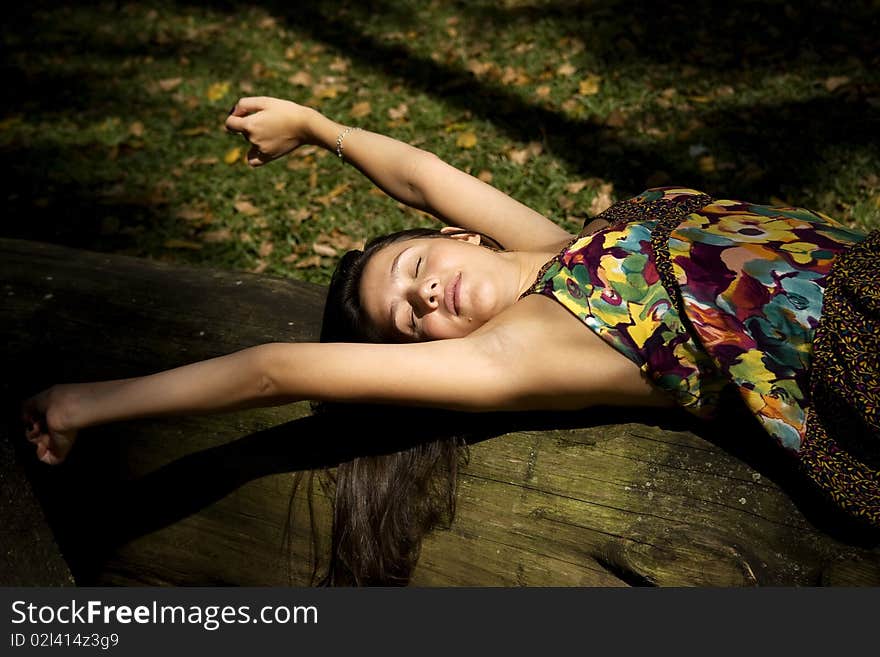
[3,237,879,586]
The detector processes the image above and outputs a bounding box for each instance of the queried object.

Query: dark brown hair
[290,227,503,586]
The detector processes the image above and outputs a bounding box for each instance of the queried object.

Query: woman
[21,97,879,583]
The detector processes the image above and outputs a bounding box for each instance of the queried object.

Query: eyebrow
[388,246,410,338]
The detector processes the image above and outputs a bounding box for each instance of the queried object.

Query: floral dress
[522,187,879,525]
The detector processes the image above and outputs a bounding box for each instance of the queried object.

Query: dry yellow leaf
[698,155,716,173]
[158,77,183,92]
[206,81,230,102]
[129,121,144,137]
[388,103,409,120]
[456,132,478,149]
[536,85,551,98]
[294,255,323,269]
[588,182,614,216]
[181,126,210,136]
[234,200,260,215]
[289,71,314,87]
[313,243,337,257]
[329,57,350,72]
[501,67,530,86]
[175,207,210,222]
[565,180,589,194]
[824,76,850,92]
[224,147,242,165]
[350,101,372,118]
[164,239,202,250]
[251,260,268,274]
[201,229,233,243]
[314,182,351,207]
[578,74,602,96]
[557,62,576,77]
[477,170,494,183]
[259,240,274,257]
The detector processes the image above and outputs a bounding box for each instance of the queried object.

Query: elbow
[254,343,286,400]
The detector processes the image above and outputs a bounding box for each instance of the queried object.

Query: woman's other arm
[225,97,572,252]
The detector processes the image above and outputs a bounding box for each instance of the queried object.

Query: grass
[2,0,879,285]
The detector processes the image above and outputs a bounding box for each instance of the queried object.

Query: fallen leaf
[467,60,495,77]
[287,207,312,224]
[129,121,144,137]
[557,62,576,77]
[224,147,242,165]
[175,206,211,223]
[536,85,551,98]
[329,57,350,72]
[320,229,365,251]
[164,239,202,250]
[557,195,575,210]
[294,255,323,269]
[698,155,716,173]
[181,125,210,136]
[578,74,602,96]
[565,180,589,194]
[182,156,218,167]
[824,75,850,92]
[239,232,254,244]
[259,241,274,257]
[313,243,337,257]
[201,229,233,243]
[314,182,351,206]
[251,260,268,274]
[456,132,478,149]
[477,170,493,183]
[588,183,614,216]
[234,200,260,215]
[206,81,230,102]
[289,71,314,87]
[388,103,409,120]
[350,101,372,118]
[159,77,183,91]
[605,109,626,128]
[501,66,530,86]
[506,141,543,165]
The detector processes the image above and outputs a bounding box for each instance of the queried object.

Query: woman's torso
[516,187,868,451]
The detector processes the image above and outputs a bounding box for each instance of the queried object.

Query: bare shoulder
[474,294,677,411]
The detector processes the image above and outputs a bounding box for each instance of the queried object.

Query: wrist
[47,383,86,432]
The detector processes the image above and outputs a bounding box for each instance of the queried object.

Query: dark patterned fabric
[522,187,880,526]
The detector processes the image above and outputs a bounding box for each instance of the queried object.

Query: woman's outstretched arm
[225,97,573,252]
[20,335,513,465]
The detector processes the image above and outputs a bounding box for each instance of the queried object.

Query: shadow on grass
[2,0,878,252]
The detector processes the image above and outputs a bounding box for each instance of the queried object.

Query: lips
[445,272,461,316]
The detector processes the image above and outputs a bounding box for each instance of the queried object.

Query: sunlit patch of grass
[2,0,878,286]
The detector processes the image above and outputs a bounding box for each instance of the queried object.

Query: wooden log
[3,237,879,586]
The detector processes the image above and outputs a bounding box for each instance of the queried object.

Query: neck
[502,248,559,299]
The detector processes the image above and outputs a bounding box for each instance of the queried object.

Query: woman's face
[359,234,517,342]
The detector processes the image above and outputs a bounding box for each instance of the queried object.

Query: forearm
[307,110,434,209]
[64,345,278,430]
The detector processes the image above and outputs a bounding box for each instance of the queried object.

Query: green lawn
[3,0,878,285]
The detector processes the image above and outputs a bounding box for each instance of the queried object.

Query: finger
[247,145,271,168]
[229,96,266,117]
[225,114,250,135]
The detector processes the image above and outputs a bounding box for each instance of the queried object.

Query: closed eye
[410,257,422,334]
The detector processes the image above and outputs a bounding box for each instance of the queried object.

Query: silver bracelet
[335,126,361,161]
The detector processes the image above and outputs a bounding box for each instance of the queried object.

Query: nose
[409,277,441,315]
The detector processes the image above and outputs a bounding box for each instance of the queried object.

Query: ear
[440,226,482,245]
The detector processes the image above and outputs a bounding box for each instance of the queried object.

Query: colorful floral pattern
[523,188,868,455]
